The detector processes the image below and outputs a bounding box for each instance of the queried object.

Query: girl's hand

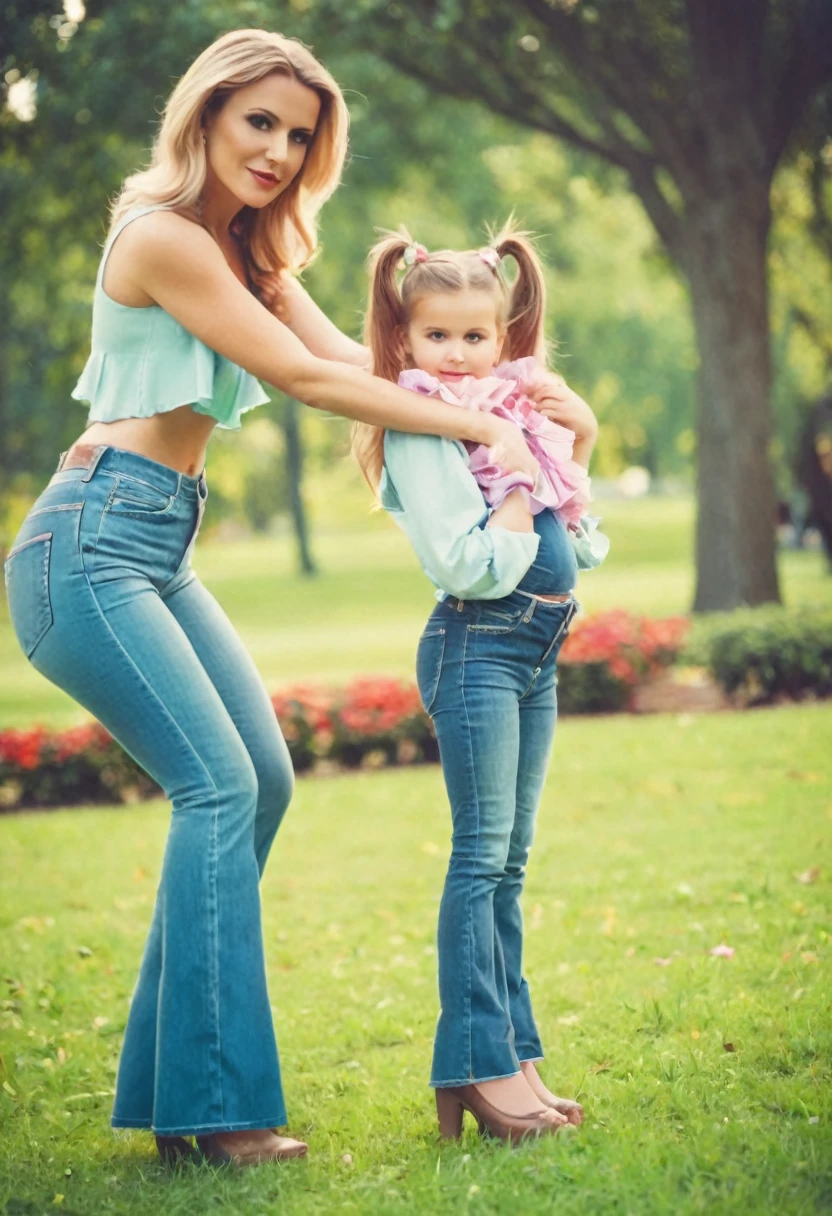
[484,415,540,483]
[524,371,598,441]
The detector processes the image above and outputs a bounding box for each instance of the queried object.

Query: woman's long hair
[353,219,549,492]
[110,29,349,286]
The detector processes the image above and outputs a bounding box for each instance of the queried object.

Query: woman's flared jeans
[3,445,294,1135]
[416,590,577,1088]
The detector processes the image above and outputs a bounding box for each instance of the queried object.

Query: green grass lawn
[1,705,830,1214]
[2,496,830,727]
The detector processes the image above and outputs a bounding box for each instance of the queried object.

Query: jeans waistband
[444,588,577,613]
[55,444,206,500]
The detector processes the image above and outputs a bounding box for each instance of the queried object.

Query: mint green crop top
[71,205,270,429]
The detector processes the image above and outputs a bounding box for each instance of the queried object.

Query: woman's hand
[524,370,599,442]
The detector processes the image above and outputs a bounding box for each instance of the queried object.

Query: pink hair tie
[402,242,428,267]
[478,246,501,271]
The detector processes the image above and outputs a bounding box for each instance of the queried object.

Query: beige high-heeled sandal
[436,1084,565,1143]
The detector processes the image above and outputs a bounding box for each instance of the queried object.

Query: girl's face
[203,72,321,210]
[402,289,505,387]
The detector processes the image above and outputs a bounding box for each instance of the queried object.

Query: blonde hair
[109,28,349,286]
[353,220,548,491]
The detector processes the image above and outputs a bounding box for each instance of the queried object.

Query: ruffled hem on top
[72,347,270,432]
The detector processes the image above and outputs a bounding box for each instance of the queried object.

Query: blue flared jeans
[3,445,294,1135]
[416,586,577,1088]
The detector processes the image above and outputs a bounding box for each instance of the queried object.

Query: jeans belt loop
[80,445,108,483]
[55,451,68,473]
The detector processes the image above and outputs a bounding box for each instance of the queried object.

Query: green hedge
[688,606,832,705]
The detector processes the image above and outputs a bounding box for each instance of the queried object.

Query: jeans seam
[459,624,477,1081]
[75,566,226,1126]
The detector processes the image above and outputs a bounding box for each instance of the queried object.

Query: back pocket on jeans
[4,533,54,659]
[416,628,446,714]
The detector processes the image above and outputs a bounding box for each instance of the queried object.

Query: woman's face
[203,71,321,210]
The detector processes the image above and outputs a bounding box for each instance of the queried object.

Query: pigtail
[352,229,413,493]
[364,229,413,382]
[490,219,548,364]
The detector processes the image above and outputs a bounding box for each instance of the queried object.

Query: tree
[298,0,832,611]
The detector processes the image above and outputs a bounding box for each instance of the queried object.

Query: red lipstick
[248,168,279,188]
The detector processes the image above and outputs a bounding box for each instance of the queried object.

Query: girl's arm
[383,432,539,601]
[265,271,370,368]
[127,212,536,474]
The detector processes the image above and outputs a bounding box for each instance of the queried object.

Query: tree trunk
[680,186,781,612]
[281,398,317,578]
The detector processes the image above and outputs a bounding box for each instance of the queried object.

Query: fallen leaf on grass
[709,944,735,959]
[795,867,820,885]
[557,1014,580,1026]
[653,957,673,966]
[723,1042,736,1052]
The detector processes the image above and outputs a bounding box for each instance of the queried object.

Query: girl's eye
[291,130,312,146]
[466,334,483,343]
[428,331,446,341]
[248,114,272,131]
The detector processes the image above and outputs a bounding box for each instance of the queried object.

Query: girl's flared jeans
[416,590,577,1088]
[3,445,294,1135]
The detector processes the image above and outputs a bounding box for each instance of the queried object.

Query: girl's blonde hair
[353,220,548,491]
[110,28,349,288]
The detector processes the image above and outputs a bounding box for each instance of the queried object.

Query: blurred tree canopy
[2,1,831,605]
[295,0,832,611]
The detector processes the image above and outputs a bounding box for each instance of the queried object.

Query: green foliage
[689,606,832,704]
[557,662,631,715]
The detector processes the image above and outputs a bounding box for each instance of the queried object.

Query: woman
[3,29,542,1167]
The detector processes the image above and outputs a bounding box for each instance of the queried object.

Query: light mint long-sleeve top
[379,431,540,601]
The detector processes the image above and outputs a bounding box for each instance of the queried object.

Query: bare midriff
[74,405,217,478]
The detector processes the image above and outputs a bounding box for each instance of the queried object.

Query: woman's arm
[126,212,536,474]
[266,271,370,367]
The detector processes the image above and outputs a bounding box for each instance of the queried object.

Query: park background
[1,2,831,1213]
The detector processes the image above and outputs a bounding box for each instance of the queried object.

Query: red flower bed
[558,611,689,713]
[1,613,689,810]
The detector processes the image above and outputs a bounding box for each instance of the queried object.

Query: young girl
[354,225,601,1143]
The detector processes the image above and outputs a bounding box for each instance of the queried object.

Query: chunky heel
[436,1088,464,1139]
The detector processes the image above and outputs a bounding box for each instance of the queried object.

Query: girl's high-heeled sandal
[539,1093,583,1125]
[436,1084,565,1144]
